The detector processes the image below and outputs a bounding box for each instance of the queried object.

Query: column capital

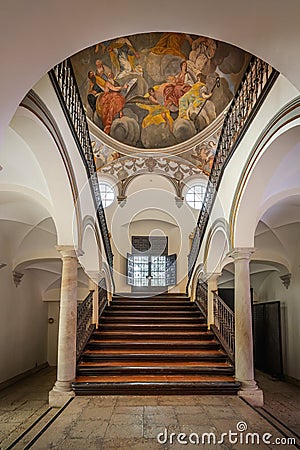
[56,245,84,259]
[229,247,255,261]
[207,272,222,282]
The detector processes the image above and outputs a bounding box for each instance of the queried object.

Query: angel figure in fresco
[130,87,173,131]
[96,73,128,134]
[191,141,215,175]
[178,72,212,120]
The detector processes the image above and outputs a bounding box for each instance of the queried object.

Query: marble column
[49,245,82,407]
[207,272,221,329]
[230,248,263,407]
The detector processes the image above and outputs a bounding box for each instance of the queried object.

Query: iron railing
[76,291,94,360]
[98,284,108,319]
[195,279,208,318]
[48,59,114,272]
[187,57,279,284]
[212,291,235,361]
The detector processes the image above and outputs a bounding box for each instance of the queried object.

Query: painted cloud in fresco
[71,32,250,150]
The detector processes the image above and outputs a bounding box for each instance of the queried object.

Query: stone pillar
[49,245,81,407]
[207,272,221,329]
[230,248,263,407]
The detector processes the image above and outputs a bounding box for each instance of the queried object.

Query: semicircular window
[99,182,115,208]
[185,184,206,210]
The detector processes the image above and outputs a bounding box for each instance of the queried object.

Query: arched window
[99,182,115,208]
[185,184,206,210]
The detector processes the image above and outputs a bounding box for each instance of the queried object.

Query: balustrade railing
[48,60,113,272]
[212,291,235,361]
[76,291,94,360]
[98,284,108,319]
[188,57,279,283]
[195,280,208,318]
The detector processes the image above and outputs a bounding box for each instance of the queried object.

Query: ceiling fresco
[71,32,250,177]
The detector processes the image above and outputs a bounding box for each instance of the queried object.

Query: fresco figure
[96,73,128,134]
[191,142,215,175]
[163,61,194,109]
[178,73,212,120]
[106,37,140,78]
[136,87,173,131]
[95,59,108,81]
[87,71,103,112]
[188,36,217,77]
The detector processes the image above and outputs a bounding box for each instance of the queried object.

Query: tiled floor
[0,367,299,449]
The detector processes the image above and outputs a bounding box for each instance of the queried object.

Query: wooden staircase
[72,295,240,395]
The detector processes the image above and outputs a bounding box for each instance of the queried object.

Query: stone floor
[0,367,299,449]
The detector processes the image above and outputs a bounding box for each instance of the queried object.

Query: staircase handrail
[212,290,235,362]
[77,291,94,360]
[48,60,114,275]
[187,57,279,286]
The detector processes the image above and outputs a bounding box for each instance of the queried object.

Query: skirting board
[0,362,50,391]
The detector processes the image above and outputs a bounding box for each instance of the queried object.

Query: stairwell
[72,295,240,395]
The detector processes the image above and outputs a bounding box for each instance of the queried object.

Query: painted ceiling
[71,32,250,177]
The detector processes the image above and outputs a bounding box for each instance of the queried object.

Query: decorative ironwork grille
[98,284,108,318]
[213,291,235,361]
[76,291,94,360]
[195,280,208,318]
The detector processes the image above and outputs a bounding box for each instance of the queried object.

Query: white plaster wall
[0,262,48,384]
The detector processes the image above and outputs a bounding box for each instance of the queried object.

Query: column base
[49,388,75,408]
[49,381,75,407]
[238,381,264,407]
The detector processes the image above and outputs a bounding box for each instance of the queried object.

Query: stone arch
[189,263,205,300]
[204,219,230,275]
[79,215,102,277]
[11,96,83,248]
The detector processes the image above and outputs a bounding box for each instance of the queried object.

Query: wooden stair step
[99,317,205,324]
[99,323,207,330]
[78,360,232,368]
[108,303,197,311]
[103,310,201,316]
[82,348,225,355]
[92,330,213,340]
[74,374,235,382]
[81,349,228,362]
[77,361,234,376]
[86,340,220,350]
[72,376,240,395]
